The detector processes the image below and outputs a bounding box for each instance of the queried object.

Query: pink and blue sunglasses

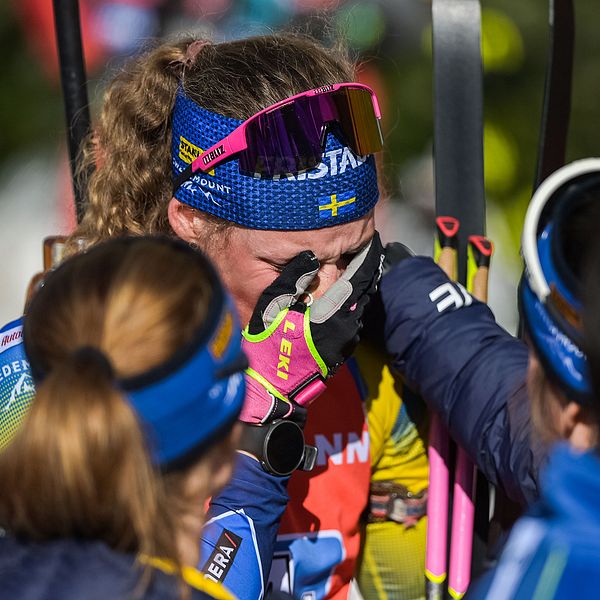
[173,82,383,186]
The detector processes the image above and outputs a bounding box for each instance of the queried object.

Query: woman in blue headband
[58,34,430,600]
[381,160,600,597]
[467,162,600,598]
[0,236,248,599]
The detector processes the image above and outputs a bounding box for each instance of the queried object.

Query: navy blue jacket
[380,256,542,506]
[0,536,229,600]
[468,444,600,599]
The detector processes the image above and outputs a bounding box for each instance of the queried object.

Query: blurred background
[0,0,598,331]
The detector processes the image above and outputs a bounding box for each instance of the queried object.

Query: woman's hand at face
[238,231,385,426]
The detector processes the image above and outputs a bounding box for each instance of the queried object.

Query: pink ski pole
[447,235,493,599]
[426,217,459,600]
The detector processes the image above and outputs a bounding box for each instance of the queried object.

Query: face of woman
[206,212,376,326]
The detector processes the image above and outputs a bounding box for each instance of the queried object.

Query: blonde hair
[68,34,355,254]
[0,238,213,571]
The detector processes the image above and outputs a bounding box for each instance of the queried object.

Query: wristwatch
[239,419,318,477]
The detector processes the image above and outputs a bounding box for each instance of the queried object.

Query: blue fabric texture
[0,537,216,600]
[1,301,245,469]
[171,89,379,230]
[380,256,539,506]
[202,452,290,599]
[469,444,600,599]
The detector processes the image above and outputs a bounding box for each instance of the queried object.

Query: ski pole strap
[534,0,574,190]
[368,481,428,527]
[432,0,485,284]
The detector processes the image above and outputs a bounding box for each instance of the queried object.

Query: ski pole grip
[435,217,460,279]
[467,236,494,303]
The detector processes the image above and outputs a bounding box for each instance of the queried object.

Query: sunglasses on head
[173,82,383,188]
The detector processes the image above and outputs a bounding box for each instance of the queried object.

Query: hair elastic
[71,346,115,380]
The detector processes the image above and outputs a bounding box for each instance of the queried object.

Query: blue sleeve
[380,256,542,506]
[467,513,585,600]
[200,452,289,600]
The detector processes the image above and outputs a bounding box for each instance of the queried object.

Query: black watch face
[265,420,304,476]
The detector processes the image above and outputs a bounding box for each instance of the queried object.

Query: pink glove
[240,232,384,425]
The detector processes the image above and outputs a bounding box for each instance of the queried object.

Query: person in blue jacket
[0,236,250,600]
[380,246,537,507]
[467,158,600,599]
[383,158,600,598]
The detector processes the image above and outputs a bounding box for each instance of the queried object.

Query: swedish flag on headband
[318,191,357,218]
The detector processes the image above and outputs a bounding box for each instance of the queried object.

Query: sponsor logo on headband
[179,136,215,176]
[1,326,22,354]
[282,148,367,182]
[314,84,335,95]
[318,191,357,218]
[4,372,34,413]
[180,180,224,207]
[203,145,225,166]
[202,529,242,583]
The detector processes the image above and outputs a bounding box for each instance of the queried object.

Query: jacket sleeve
[380,256,543,506]
[200,453,289,600]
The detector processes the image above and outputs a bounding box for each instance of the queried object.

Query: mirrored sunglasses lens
[333,88,383,156]
[241,104,322,177]
[238,87,382,177]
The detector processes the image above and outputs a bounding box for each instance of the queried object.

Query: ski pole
[534,0,574,190]
[53,0,91,223]
[426,216,460,600]
[447,235,493,599]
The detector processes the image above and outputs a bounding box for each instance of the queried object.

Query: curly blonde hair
[69,34,355,254]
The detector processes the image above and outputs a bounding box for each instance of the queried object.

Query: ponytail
[68,40,193,254]
[0,348,176,562]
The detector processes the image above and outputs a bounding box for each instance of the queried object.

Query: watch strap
[238,420,317,476]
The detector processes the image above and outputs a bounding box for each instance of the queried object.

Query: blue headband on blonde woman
[171,88,380,230]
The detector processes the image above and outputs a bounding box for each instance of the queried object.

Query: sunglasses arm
[190,125,249,174]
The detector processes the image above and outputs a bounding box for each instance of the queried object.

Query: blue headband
[24,240,247,470]
[171,89,379,230]
[520,223,591,402]
[122,295,246,470]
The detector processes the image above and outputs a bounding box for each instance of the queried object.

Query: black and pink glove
[239,231,385,425]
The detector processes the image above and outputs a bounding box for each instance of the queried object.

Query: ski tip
[425,569,447,585]
[448,586,466,600]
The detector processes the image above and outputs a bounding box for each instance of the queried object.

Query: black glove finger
[248,250,319,334]
[309,231,384,325]
[341,230,385,305]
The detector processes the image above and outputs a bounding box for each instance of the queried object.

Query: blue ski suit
[0,536,235,600]
[468,443,600,599]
